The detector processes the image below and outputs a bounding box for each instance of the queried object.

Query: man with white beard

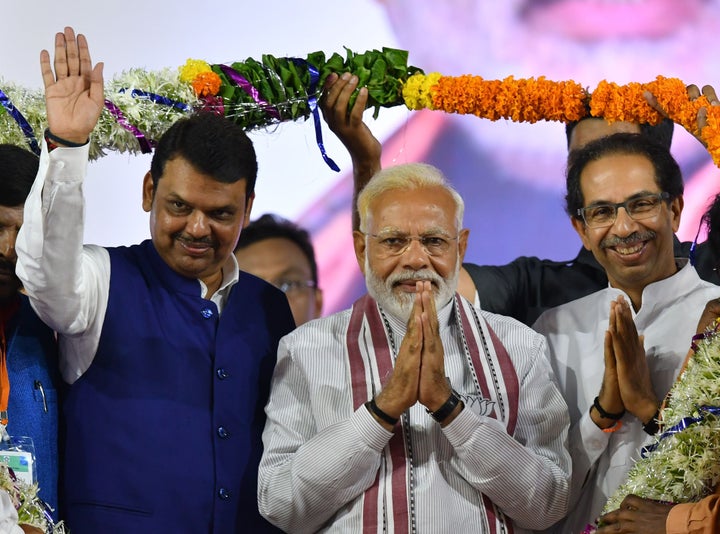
[258,162,571,533]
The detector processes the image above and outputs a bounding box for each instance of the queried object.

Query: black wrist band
[593,396,625,420]
[366,398,398,426]
[44,128,89,148]
[428,390,461,423]
[643,409,661,435]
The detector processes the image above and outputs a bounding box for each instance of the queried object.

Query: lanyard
[0,297,20,427]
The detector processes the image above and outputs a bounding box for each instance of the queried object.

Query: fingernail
[341,72,351,81]
[349,75,358,85]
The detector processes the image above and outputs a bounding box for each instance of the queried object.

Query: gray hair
[357,162,464,232]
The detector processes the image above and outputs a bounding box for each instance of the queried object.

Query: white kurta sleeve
[443,336,571,530]
[0,489,23,534]
[258,335,393,533]
[15,142,110,383]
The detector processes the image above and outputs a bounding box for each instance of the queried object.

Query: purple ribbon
[288,58,339,172]
[691,321,720,352]
[104,99,155,154]
[641,405,720,457]
[118,88,191,113]
[218,64,280,121]
[0,87,40,155]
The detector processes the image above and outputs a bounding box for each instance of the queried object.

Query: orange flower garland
[402,73,720,167]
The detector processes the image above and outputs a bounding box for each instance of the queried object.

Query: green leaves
[210,47,422,129]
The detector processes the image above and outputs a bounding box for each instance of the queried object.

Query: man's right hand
[373,287,424,424]
[320,72,382,171]
[320,72,382,231]
[41,26,104,145]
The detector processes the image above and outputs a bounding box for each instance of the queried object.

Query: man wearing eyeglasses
[258,162,571,533]
[532,132,720,533]
[234,214,323,327]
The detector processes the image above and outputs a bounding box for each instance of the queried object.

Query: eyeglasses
[273,280,316,295]
[577,192,670,229]
[363,232,459,256]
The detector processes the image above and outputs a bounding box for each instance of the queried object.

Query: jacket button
[216,368,229,380]
[217,426,229,439]
[218,488,230,500]
[201,307,214,319]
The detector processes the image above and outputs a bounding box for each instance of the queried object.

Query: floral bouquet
[0,460,65,533]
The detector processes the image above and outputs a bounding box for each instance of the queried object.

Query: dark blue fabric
[62,240,293,533]
[5,295,60,517]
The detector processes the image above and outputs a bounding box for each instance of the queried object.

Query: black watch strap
[428,390,461,423]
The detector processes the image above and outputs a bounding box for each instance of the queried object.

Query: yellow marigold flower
[179,59,212,83]
[402,72,442,110]
[191,71,223,97]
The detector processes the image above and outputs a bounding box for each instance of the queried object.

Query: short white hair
[357,162,464,232]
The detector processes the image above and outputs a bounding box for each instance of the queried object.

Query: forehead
[235,237,312,278]
[367,186,458,232]
[569,119,640,152]
[580,153,658,203]
[157,157,248,203]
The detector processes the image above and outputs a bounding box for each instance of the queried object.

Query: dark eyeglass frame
[577,192,670,228]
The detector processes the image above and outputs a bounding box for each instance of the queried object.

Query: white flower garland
[1,68,197,160]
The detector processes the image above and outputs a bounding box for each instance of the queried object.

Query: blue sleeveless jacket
[5,295,60,517]
[62,240,293,533]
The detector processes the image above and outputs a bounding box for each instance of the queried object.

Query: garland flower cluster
[596,320,720,525]
[0,460,65,533]
[2,46,720,166]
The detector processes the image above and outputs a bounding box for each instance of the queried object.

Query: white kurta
[259,299,571,533]
[533,261,720,533]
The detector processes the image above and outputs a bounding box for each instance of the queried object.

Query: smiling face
[0,204,23,304]
[353,185,468,320]
[572,153,682,300]
[143,156,253,293]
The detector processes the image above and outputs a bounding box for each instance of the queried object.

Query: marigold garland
[1,47,719,167]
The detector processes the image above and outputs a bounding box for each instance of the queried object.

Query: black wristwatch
[428,390,462,423]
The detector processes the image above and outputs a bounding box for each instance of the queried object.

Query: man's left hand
[416,281,452,413]
[596,494,672,533]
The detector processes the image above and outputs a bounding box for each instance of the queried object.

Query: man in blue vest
[15,27,294,533]
[0,144,60,525]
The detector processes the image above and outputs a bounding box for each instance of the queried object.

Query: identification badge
[0,436,36,486]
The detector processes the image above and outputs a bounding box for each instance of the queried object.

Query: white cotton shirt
[15,142,239,384]
[258,300,571,533]
[533,261,720,534]
[0,490,22,534]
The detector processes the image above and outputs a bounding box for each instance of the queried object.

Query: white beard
[365,256,460,322]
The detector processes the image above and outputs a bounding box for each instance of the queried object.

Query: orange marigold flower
[703,106,720,167]
[191,71,222,97]
[430,75,587,123]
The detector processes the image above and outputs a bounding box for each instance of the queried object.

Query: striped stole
[346,294,519,533]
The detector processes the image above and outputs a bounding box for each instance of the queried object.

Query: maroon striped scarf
[346,293,520,533]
